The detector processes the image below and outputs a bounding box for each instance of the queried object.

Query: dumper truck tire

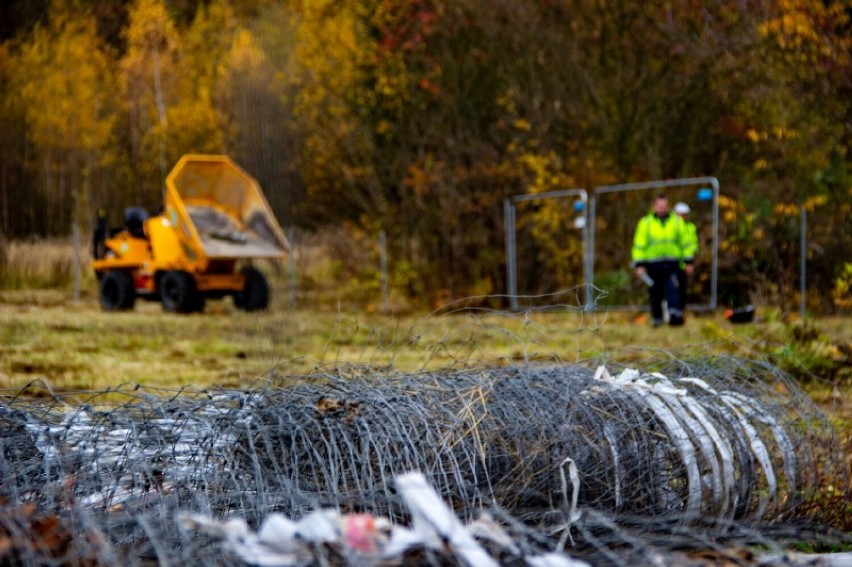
[160,271,201,314]
[100,270,135,311]
[234,267,269,312]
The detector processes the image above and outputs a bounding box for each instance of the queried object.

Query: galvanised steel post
[505,189,589,311]
[504,198,518,311]
[800,208,806,320]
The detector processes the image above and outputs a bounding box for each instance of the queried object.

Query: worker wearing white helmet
[674,202,698,315]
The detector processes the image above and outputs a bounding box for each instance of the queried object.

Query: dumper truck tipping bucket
[165,155,289,262]
[92,155,289,313]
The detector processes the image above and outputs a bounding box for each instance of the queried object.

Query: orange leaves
[759,10,820,46]
[0,502,102,566]
[403,157,444,197]
[372,0,445,107]
[757,0,849,55]
[403,164,431,196]
[374,0,444,53]
[418,76,441,95]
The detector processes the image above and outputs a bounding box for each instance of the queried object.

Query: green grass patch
[0,289,848,393]
[0,288,849,539]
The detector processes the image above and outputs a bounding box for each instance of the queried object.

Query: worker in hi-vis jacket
[631,195,697,327]
[674,201,699,314]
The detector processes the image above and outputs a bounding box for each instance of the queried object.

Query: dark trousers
[646,261,683,323]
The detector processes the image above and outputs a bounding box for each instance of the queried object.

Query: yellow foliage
[833,263,852,309]
[772,126,797,140]
[760,11,819,45]
[374,50,410,105]
[14,0,118,222]
[773,203,800,217]
[183,0,237,92]
[717,194,743,212]
[759,0,851,68]
[293,0,369,117]
[18,3,115,156]
[505,148,584,285]
[290,0,376,197]
[496,91,517,115]
[235,27,268,64]
[375,119,393,136]
[166,94,223,158]
[217,26,284,146]
[121,0,182,189]
[802,194,827,211]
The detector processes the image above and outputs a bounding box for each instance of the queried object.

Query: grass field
[1,286,849,392]
[1,285,850,531]
[1,280,850,435]
[2,239,847,396]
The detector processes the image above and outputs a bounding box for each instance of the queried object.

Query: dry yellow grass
[0,238,96,290]
[0,287,848,392]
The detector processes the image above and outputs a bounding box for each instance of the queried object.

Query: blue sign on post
[573,199,585,212]
[697,188,714,201]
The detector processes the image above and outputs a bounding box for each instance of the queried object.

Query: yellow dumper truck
[92,155,289,313]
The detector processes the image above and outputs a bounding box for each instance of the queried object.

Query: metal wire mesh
[0,353,846,565]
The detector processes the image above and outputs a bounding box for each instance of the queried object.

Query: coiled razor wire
[0,357,847,565]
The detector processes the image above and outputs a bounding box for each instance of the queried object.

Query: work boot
[669,314,684,326]
[652,319,664,328]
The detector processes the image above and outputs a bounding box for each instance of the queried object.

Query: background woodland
[0,0,850,311]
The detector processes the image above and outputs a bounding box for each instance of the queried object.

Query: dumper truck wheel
[160,271,200,314]
[234,267,269,312]
[100,270,136,311]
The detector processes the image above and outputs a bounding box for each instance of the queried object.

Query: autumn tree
[13,0,117,235]
[120,0,182,205]
[289,0,382,222]
[217,7,303,225]
[0,43,28,235]
[737,0,852,311]
[0,0,849,309]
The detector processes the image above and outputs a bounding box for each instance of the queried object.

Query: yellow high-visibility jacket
[631,212,696,266]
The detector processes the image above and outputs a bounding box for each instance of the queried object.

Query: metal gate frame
[504,188,591,311]
[588,177,720,311]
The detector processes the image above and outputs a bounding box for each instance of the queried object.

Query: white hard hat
[674,202,691,215]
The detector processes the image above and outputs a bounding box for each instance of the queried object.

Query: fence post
[503,198,518,311]
[288,227,296,307]
[380,229,389,313]
[800,208,806,320]
[73,222,81,303]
